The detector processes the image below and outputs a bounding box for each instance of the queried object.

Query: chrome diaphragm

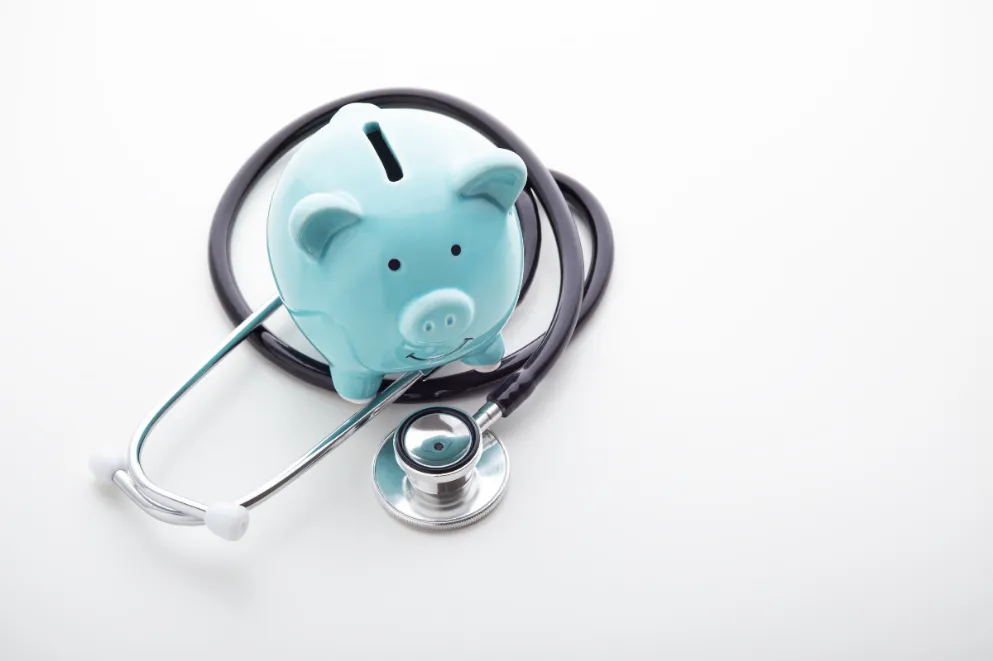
[372,406,509,530]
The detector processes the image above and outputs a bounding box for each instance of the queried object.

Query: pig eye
[388,258,401,271]
[450,244,462,256]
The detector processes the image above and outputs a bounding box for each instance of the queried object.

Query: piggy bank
[266,103,527,403]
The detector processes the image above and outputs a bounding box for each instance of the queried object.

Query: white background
[1,1,991,659]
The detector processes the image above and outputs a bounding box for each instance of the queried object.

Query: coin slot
[363,121,403,182]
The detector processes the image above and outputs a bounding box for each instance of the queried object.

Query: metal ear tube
[90,88,614,540]
[91,295,433,540]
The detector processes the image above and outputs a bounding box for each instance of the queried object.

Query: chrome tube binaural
[113,471,202,525]
[125,293,285,518]
[237,369,431,509]
[113,292,430,537]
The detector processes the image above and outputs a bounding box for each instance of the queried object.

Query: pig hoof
[470,361,501,373]
[462,334,505,372]
[330,370,383,405]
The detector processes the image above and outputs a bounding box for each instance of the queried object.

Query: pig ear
[454,149,527,212]
[288,192,363,260]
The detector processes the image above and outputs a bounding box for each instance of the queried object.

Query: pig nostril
[401,290,475,344]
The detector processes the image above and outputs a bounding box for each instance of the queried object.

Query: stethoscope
[89,89,614,540]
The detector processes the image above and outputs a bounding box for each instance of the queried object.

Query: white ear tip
[205,503,250,541]
[88,449,126,483]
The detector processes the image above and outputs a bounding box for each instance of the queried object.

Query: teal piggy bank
[266,103,527,403]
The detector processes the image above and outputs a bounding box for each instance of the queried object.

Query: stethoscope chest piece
[372,406,509,530]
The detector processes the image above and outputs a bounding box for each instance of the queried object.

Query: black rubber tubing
[207,88,614,416]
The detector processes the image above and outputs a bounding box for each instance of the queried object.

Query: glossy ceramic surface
[266,102,527,402]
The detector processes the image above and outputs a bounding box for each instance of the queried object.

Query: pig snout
[400,288,475,345]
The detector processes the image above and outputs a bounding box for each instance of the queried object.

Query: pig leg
[331,369,383,404]
[461,333,505,373]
